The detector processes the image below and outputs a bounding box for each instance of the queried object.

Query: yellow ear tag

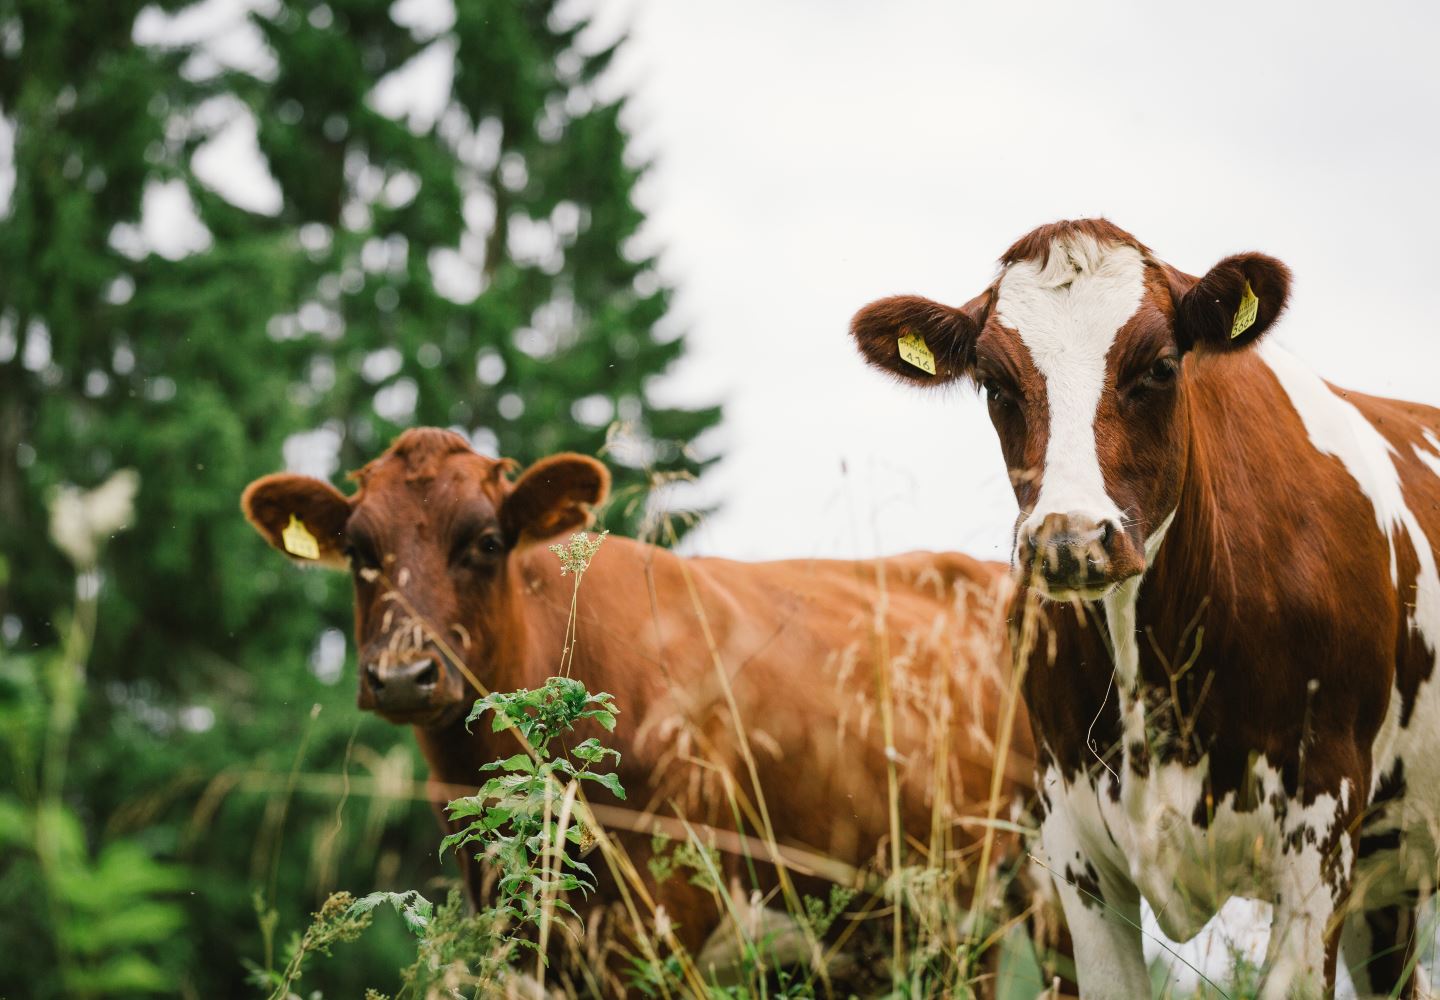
[897,328,937,375]
[282,514,321,560]
[1230,281,1259,340]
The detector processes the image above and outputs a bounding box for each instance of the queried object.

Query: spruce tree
[0,1,719,994]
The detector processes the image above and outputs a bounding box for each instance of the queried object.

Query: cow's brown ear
[241,473,352,570]
[1176,252,1291,354]
[849,292,987,385]
[501,454,610,548]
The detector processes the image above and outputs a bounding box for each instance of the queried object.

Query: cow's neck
[1096,352,1287,757]
[408,547,579,791]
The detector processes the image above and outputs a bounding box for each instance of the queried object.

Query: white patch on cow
[1413,429,1440,480]
[997,235,1147,555]
[1037,764,1153,1000]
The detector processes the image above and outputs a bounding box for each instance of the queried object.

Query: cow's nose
[1018,512,1127,595]
[367,657,441,711]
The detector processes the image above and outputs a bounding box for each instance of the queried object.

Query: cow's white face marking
[997,235,1148,560]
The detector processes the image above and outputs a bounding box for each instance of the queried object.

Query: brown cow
[851,218,1440,998]
[241,427,1040,992]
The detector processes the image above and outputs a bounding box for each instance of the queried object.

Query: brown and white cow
[241,427,1039,987]
[851,219,1440,998]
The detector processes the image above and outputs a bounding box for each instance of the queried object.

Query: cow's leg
[1342,900,1423,999]
[1260,828,1355,1000]
[1038,812,1149,1000]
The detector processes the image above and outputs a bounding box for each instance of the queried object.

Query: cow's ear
[500,454,610,548]
[1175,252,1291,354]
[241,473,352,570]
[850,291,988,385]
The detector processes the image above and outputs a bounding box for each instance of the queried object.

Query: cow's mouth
[1026,576,1127,602]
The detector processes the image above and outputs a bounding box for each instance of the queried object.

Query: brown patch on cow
[1063,860,1104,910]
[998,218,1151,268]
[1352,390,1440,724]
[350,426,477,486]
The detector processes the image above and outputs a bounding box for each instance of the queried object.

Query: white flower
[48,468,140,568]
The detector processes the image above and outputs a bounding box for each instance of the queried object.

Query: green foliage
[242,672,631,1000]
[348,888,435,937]
[802,884,858,940]
[247,890,375,1000]
[647,831,723,894]
[0,0,718,993]
[0,474,189,998]
[444,676,625,935]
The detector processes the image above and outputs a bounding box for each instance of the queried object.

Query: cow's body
[415,534,1031,934]
[1030,343,1440,997]
[242,430,1040,991]
[850,220,1440,997]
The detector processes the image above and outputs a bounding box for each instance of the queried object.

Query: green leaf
[571,737,618,764]
[346,890,433,937]
[579,770,626,800]
[480,752,535,775]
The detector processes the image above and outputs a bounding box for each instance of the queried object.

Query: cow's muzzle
[1016,511,1144,599]
[364,654,447,720]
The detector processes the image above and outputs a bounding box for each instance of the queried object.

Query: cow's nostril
[1100,521,1115,548]
[415,659,439,687]
[366,663,384,689]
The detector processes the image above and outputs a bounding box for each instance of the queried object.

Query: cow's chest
[1045,761,1280,942]
[1048,755,1352,944]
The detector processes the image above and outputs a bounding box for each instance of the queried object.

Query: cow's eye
[455,531,506,568]
[344,540,379,572]
[982,377,1014,409]
[1134,356,1179,393]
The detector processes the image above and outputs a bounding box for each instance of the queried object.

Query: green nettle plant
[442,677,624,928]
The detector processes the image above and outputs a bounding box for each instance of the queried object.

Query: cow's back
[622,547,1030,870]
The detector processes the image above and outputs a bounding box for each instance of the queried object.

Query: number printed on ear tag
[282,514,320,560]
[1231,281,1259,339]
[897,328,937,375]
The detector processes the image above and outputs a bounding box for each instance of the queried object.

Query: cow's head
[851,219,1290,599]
[242,429,609,725]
